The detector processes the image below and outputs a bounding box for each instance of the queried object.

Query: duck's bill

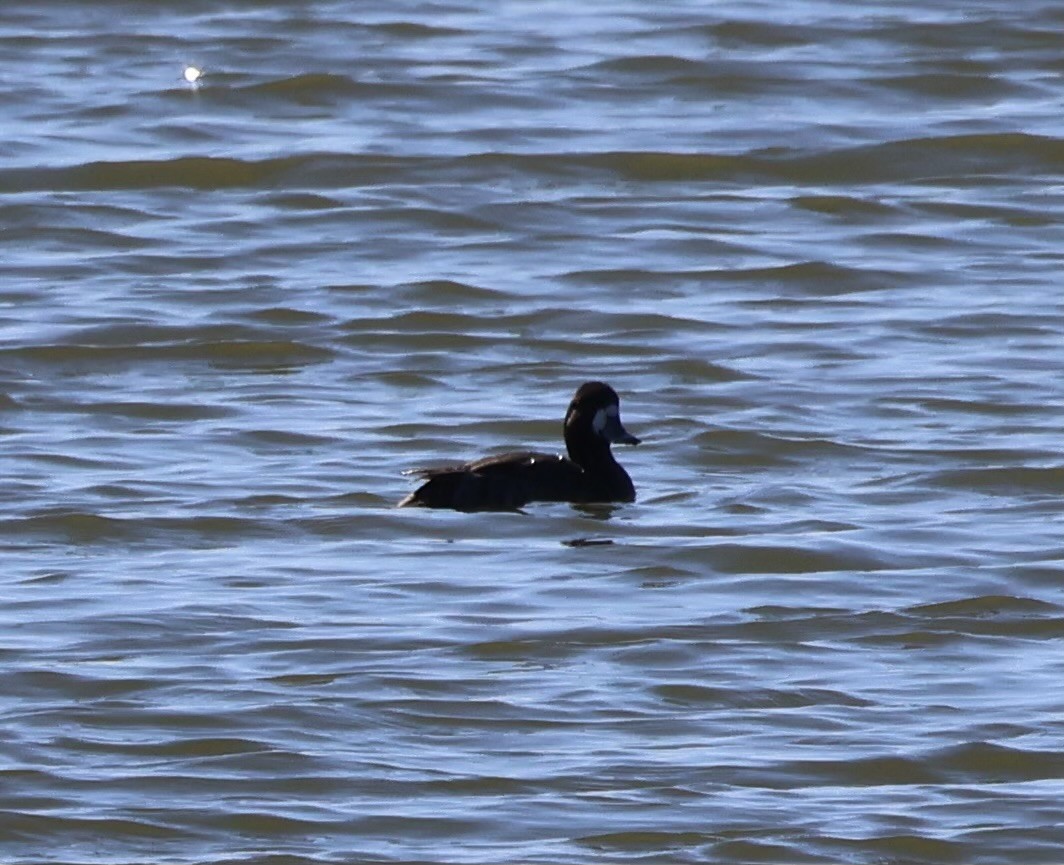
[605,415,640,445]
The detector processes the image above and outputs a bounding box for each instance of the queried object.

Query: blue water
[3,2,1064,863]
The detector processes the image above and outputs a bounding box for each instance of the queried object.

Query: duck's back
[399,451,588,511]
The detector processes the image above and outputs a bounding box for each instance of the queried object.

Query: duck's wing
[399,451,580,510]
[468,450,567,473]
[403,450,555,479]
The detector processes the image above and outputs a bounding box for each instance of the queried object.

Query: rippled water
[3,2,1064,863]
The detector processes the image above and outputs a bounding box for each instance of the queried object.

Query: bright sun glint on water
[183,66,202,84]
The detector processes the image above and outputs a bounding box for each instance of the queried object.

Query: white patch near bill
[592,408,608,435]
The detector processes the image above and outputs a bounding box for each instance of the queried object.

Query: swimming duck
[398,381,640,511]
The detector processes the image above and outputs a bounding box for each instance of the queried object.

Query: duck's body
[398,381,639,511]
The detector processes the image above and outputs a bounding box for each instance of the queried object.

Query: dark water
[3,2,1064,863]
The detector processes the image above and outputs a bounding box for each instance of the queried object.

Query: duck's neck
[567,440,617,471]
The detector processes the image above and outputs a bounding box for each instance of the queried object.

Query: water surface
[2,1,1064,863]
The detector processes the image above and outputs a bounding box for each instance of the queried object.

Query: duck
[398,381,640,511]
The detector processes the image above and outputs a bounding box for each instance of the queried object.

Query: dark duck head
[563,380,639,464]
[398,381,640,511]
